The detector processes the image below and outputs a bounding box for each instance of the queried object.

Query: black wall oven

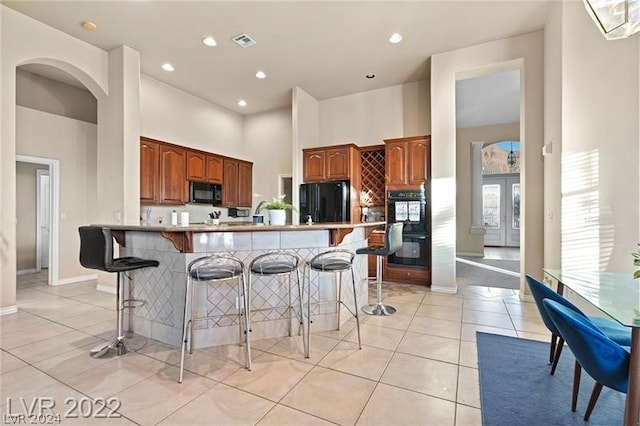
[386,189,429,268]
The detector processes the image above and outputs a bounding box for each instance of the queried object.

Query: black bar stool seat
[78,226,159,358]
[356,222,403,316]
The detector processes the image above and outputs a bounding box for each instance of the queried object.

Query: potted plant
[257,195,295,226]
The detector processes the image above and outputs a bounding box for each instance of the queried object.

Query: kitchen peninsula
[99,222,384,349]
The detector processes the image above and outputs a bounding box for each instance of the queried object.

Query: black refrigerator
[299,181,350,223]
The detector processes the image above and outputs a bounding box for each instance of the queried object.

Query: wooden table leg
[624,327,640,426]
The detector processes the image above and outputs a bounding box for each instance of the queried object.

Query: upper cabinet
[141,137,250,206]
[384,135,431,188]
[140,137,187,205]
[222,158,253,207]
[186,150,223,184]
[303,144,359,182]
[158,144,187,205]
[140,138,160,204]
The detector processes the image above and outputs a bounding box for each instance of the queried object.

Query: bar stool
[179,254,250,383]
[78,226,159,358]
[248,252,305,366]
[305,249,361,358]
[356,222,403,316]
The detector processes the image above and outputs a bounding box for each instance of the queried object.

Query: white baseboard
[96,284,116,295]
[0,305,18,316]
[54,274,97,286]
[456,252,483,258]
[17,269,38,276]
[431,285,458,294]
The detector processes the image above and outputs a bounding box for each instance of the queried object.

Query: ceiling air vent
[232,33,256,48]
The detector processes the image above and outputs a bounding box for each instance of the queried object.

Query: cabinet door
[237,161,253,207]
[408,138,429,185]
[222,159,239,207]
[140,139,159,204]
[186,151,206,182]
[326,147,350,180]
[303,150,326,182]
[385,141,407,186]
[206,155,223,183]
[159,145,187,205]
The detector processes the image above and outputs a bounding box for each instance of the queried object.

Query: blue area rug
[477,332,625,426]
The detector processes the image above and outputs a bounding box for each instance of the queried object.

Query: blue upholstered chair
[525,275,631,375]
[542,299,629,420]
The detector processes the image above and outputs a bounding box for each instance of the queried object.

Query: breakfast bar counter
[97,222,384,348]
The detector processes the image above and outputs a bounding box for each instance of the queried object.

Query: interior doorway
[16,155,60,286]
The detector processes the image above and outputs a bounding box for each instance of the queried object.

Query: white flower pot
[268,209,286,226]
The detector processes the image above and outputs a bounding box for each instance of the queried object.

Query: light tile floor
[1,272,550,425]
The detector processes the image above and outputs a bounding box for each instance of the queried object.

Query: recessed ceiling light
[255,70,266,79]
[366,74,376,79]
[389,33,403,44]
[161,63,175,72]
[202,36,217,47]
[238,99,247,107]
[81,20,97,31]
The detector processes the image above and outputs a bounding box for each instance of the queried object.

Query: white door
[37,170,50,270]
[483,175,520,247]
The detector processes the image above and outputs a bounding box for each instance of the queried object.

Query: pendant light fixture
[583,0,640,40]
[507,142,517,169]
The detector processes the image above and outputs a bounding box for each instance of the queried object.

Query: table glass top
[543,269,640,327]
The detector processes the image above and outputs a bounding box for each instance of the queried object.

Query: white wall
[292,87,320,224]
[318,81,430,147]
[140,75,244,158]
[16,106,98,281]
[16,162,41,271]
[431,31,544,295]
[543,1,563,273]
[560,2,639,272]
[16,69,97,123]
[244,106,292,204]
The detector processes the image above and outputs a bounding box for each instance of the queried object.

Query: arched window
[482,141,520,174]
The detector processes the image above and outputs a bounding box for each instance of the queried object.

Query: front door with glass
[482,174,520,247]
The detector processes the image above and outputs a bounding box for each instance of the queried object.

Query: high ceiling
[3,1,553,115]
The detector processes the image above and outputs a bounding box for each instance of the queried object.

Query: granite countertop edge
[93,221,386,233]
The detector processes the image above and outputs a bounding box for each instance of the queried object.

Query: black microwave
[189,182,222,205]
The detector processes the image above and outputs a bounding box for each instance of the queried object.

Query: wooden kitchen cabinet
[206,155,223,183]
[140,138,160,204]
[384,135,430,188]
[159,144,187,205]
[238,160,253,207]
[186,151,223,184]
[140,137,187,205]
[303,150,326,182]
[222,158,253,207]
[303,144,358,182]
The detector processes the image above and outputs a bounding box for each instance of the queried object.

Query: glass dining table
[544,269,640,426]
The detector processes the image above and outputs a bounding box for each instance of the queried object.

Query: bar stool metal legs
[305,249,362,358]
[178,255,250,383]
[248,252,305,366]
[361,255,396,316]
